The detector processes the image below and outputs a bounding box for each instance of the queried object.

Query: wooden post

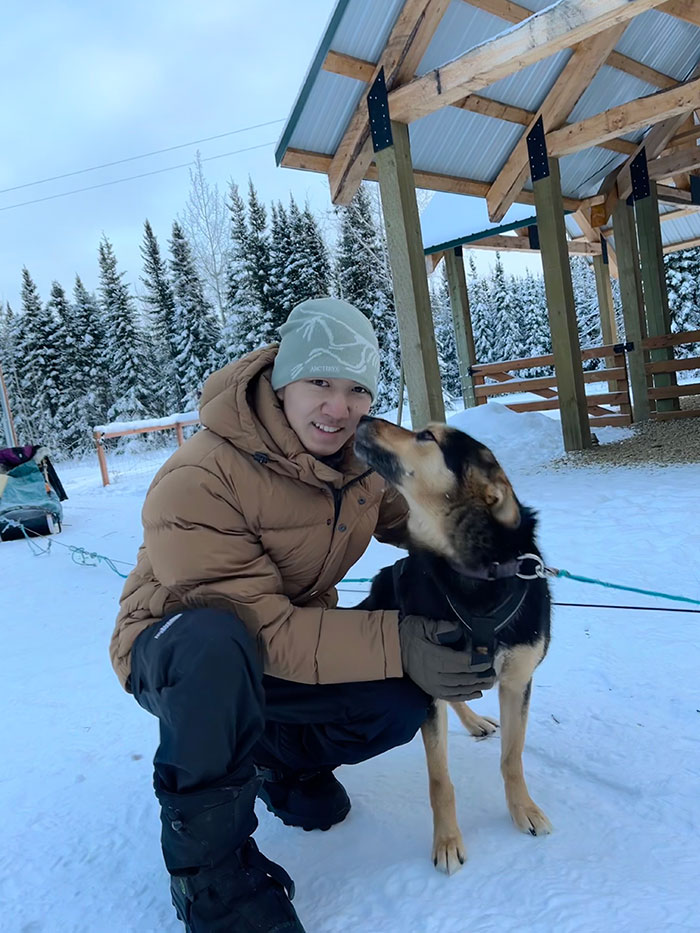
[633,165,679,414]
[368,71,445,429]
[611,200,651,422]
[444,247,477,408]
[94,434,110,487]
[526,118,591,451]
[175,422,185,446]
[592,247,618,392]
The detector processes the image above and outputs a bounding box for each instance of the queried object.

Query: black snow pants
[129,608,431,795]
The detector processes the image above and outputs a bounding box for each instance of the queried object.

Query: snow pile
[447,401,564,473]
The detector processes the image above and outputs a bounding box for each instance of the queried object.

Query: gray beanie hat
[271,297,380,399]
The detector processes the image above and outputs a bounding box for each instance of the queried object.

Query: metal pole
[0,361,18,447]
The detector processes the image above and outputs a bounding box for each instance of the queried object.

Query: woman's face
[277,377,373,456]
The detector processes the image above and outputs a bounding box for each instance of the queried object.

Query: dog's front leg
[498,642,552,836]
[421,699,465,874]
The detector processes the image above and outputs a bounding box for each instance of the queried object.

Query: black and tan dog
[354,415,552,875]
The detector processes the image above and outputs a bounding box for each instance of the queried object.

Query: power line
[0,118,285,195]
[0,141,276,213]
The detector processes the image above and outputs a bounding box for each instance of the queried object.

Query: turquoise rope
[5,515,698,604]
[554,569,700,607]
[340,570,700,607]
[1,518,131,579]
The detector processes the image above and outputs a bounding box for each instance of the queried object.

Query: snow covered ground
[4,404,700,933]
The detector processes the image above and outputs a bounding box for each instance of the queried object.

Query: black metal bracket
[527,224,540,250]
[454,246,463,258]
[526,116,550,182]
[630,148,650,202]
[691,175,700,206]
[600,234,609,266]
[613,341,634,353]
[367,68,393,153]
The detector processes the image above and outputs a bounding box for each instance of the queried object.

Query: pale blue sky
[2,0,536,314]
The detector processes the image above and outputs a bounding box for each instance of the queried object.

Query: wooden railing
[93,415,200,486]
[642,329,700,421]
[470,343,631,427]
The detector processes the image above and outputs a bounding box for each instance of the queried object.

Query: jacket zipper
[328,468,373,531]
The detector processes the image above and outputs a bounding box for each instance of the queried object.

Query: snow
[93,410,199,435]
[4,405,700,933]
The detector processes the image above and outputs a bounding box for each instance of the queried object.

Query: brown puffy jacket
[109,346,409,691]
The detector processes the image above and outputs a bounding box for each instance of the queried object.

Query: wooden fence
[470,343,631,428]
[643,328,700,421]
[93,416,200,486]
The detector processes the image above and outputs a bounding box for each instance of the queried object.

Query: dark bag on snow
[0,445,67,541]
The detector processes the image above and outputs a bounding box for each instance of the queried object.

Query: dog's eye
[416,430,435,443]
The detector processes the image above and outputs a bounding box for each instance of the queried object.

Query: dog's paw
[432,831,466,875]
[509,800,552,836]
[467,714,499,738]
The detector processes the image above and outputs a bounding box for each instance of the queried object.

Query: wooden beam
[660,0,700,27]
[663,235,700,254]
[444,247,477,407]
[660,204,700,222]
[547,77,700,157]
[663,122,700,150]
[328,0,450,205]
[389,0,670,124]
[611,200,651,421]
[487,24,625,223]
[467,234,602,254]
[635,180,679,412]
[465,0,677,88]
[573,208,619,276]
[648,145,700,180]
[322,52,637,156]
[323,50,375,83]
[592,253,619,392]
[599,64,700,216]
[655,182,694,203]
[281,147,587,209]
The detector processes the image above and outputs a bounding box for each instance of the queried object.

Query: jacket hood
[198,346,371,489]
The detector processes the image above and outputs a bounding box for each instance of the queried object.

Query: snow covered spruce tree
[467,256,494,364]
[45,280,87,452]
[169,221,222,411]
[224,180,278,354]
[429,266,461,400]
[336,183,401,411]
[285,197,332,310]
[223,181,253,357]
[516,270,551,376]
[140,220,179,413]
[97,236,155,422]
[488,254,527,363]
[665,246,700,359]
[570,257,602,368]
[244,179,278,346]
[0,302,25,444]
[13,268,65,443]
[70,276,110,443]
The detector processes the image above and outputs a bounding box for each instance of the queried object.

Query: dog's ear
[484,472,521,528]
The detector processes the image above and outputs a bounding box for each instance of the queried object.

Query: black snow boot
[158,777,306,932]
[257,767,351,832]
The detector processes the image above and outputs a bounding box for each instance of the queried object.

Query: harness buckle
[516,553,546,580]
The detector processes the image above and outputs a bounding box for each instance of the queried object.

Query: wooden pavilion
[277,0,700,450]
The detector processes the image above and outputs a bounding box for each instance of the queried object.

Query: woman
[110,297,493,933]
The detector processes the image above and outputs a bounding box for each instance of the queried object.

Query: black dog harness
[394,554,543,665]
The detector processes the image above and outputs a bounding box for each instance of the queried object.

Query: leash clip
[516,553,546,579]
